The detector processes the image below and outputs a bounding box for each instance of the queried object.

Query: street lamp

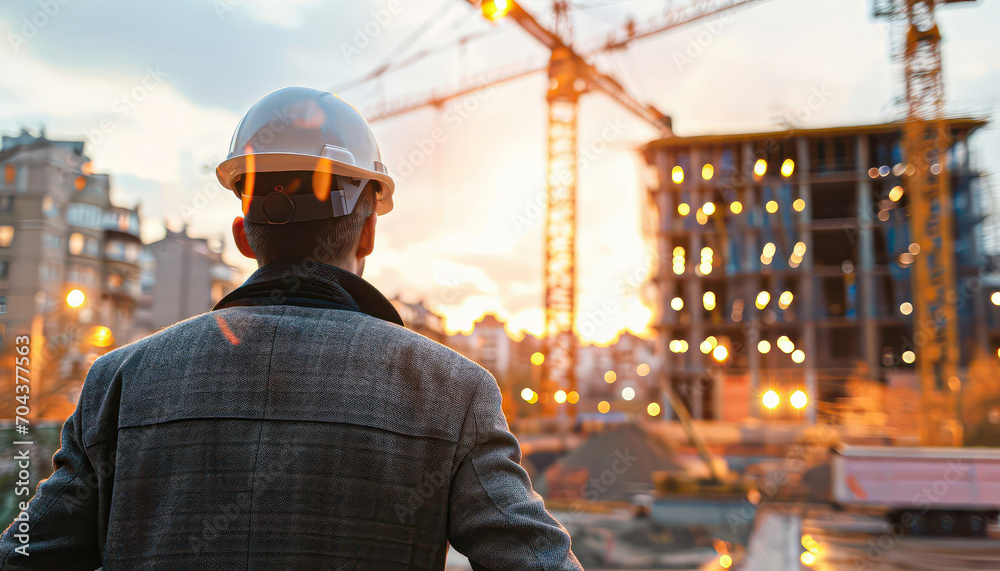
[66,289,85,308]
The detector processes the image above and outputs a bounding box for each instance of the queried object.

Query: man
[0,87,581,570]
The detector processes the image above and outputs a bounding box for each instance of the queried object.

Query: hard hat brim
[217,152,394,215]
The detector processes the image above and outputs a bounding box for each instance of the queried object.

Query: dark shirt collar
[212,259,404,326]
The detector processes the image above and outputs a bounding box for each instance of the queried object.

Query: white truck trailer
[832,445,1000,536]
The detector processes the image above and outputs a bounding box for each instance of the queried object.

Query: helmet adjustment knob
[261,191,295,224]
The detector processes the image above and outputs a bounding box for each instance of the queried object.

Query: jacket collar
[212,259,404,326]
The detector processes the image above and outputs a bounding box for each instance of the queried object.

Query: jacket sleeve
[447,371,582,571]
[0,403,103,570]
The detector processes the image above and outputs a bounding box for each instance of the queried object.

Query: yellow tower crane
[366,0,771,421]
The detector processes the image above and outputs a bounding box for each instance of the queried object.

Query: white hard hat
[217,87,394,223]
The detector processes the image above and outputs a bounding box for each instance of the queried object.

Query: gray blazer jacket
[0,260,581,570]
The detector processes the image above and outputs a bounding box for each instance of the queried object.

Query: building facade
[0,129,143,418]
[642,119,997,426]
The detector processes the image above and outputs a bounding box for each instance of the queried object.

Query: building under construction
[642,119,998,428]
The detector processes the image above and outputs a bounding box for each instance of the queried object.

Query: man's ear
[232,216,257,260]
[355,211,377,260]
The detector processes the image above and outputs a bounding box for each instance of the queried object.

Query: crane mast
[875,0,975,445]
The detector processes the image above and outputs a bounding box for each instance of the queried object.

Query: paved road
[742,506,1000,570]
[802,510,1000,571]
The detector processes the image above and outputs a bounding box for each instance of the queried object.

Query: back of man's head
[238,171,376,267]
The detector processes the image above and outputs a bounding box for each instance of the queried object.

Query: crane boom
[593,0,771,52]
[462,0,672,133]
[366,63,545,123]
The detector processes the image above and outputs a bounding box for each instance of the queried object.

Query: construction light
[647,402,661,416]
[622,387,635,401]
[677,202,690,216]
[762,390,780,409]
[781,158,795,177]
[754,159,767,177]
[702,164,714,180]
[671,297,684,311]
[703,291,717,311]
[67,289,85,308]
[793,198,805,212]
[712,345,728,362]
[889,185,904,201]
[567,390,580,404]
[755,291,770,310]
[604,370,617,383]
[765,200,778,213]
[482,0,512,20]
[530,351,545,366]
[671,166,684,184]
[521,388,534,401]
[758,340,771,354]
[554,390,567,404]
[791,349,805,364]
[702,202,716,216]
[778,291,794,309]
[902,350,915,364]
[730,201,743,214]
[777,335,794,353]
[598,400,611,414]
[790,390,808,409]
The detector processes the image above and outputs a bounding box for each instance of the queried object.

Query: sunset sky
[1,0,997,344]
